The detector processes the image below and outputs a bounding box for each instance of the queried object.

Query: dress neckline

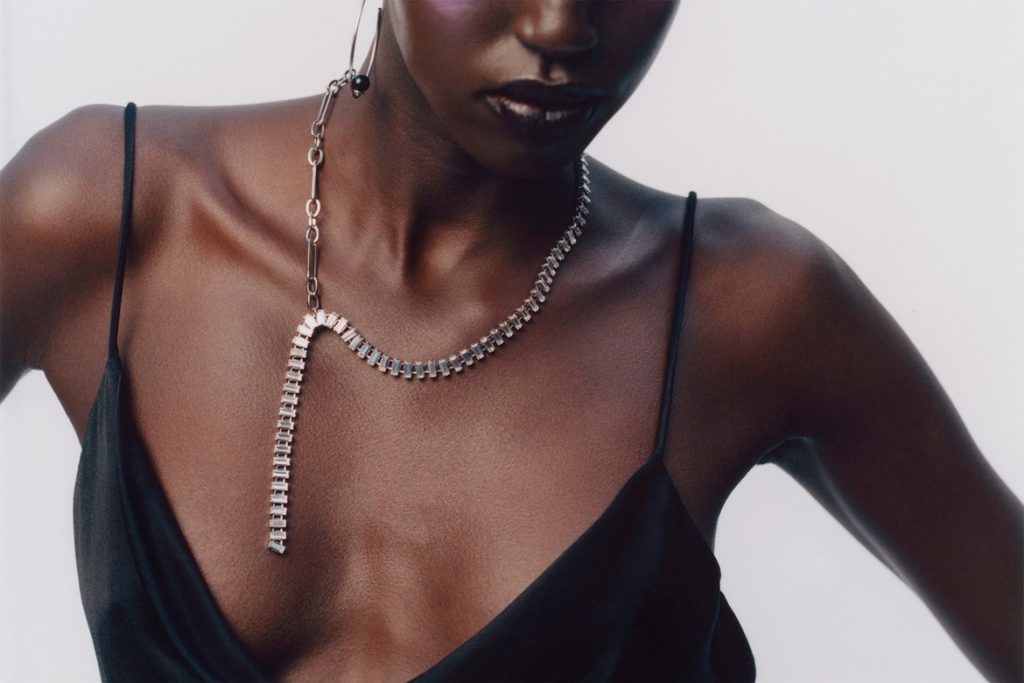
[99,351,721,681]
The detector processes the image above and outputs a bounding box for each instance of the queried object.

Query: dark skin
[1,1,1021,681]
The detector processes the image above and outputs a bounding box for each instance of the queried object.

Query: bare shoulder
[587,171,865,422]
[689,194,966,454]
[679,195,894,462]
[1,104,129,379]
[693,196,843,296]
[0,103,207,411]
[683,196,850,355]
[708,197,918,431]
[696,195,872,353]
[0,99,307,379]
[0,102,198,380]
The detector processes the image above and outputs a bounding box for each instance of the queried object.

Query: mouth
[481,80,605,141]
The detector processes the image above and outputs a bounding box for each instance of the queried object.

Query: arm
[0,105,126,403]
[764,221,1022,682]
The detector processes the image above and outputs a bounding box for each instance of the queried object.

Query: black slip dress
[72,102,757,682]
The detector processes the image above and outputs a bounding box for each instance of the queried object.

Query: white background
[1,1,1021,681]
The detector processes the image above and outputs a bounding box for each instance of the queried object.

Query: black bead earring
[349,0,382,99]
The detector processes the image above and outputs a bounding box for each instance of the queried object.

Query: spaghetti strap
[107,102,138,361]
[651,191,697,460]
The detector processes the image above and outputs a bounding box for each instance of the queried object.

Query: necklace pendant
[267,310,328,554]
[267,308,388,554]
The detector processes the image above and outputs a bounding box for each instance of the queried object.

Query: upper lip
[481,80,605,109]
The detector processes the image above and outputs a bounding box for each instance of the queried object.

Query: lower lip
[484,95,598,141]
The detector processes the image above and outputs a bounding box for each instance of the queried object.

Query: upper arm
[0,104,126,397]
[759,214,1022,681]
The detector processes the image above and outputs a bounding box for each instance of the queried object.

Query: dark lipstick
[481,80,605,140]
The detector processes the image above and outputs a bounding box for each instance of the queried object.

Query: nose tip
[516,0,599,61]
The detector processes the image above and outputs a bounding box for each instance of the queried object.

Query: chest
[58,213,779,678]
[114,255,642,668]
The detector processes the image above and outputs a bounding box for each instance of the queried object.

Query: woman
[1,1,1020,681]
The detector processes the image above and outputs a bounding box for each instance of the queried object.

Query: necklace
[266,76,593,554]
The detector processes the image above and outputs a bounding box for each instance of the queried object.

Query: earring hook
[349,0,382,98]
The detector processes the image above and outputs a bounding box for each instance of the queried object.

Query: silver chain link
[304,74,355,311]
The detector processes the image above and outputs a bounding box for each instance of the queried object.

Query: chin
[458,98,611,178]
[458,131,594,179]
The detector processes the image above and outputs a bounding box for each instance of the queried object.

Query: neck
[312,16,582,290]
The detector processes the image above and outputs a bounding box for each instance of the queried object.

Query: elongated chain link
[305,74,355,311]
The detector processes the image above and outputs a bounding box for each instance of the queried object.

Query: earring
[349,0,382,98]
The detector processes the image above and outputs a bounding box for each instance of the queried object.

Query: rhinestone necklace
[266,75,593,554]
